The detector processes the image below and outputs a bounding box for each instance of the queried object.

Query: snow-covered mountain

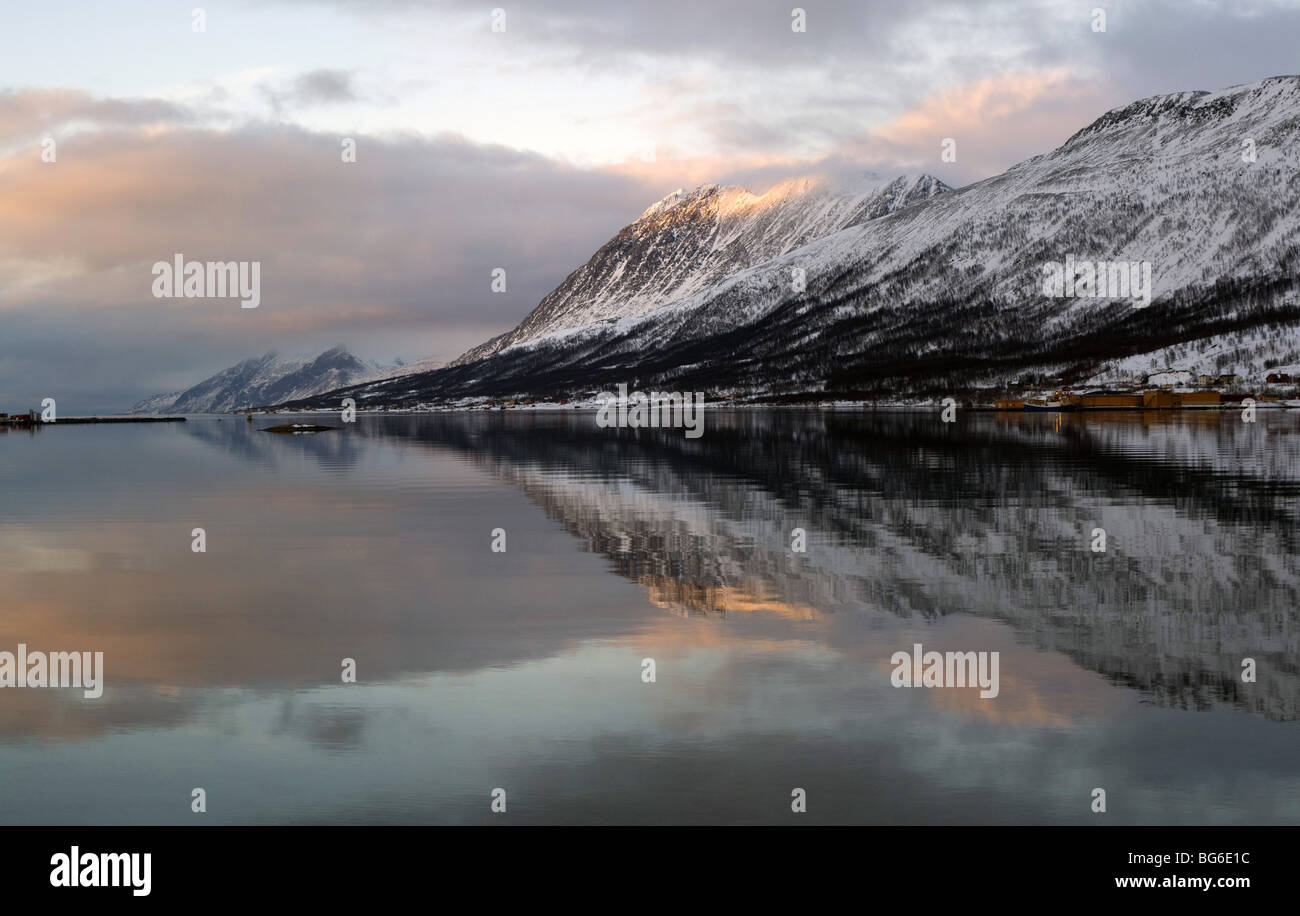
[451,172,949,365]
[129,391,185,414]
[293,76,1300,407]
[130,346,382,413]
[370,354,446,380]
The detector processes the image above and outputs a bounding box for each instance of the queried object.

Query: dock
[1,412,186,426]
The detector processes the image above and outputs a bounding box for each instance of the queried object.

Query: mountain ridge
[449,171,950,366]
[286,75,1300,407]
[130,346,382,414]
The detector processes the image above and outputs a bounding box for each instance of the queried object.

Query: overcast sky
[2,0,1298,412]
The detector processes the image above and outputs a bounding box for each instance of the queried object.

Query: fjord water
[1,411,1297,825]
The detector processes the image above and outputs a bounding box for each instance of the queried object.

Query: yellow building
[1078,393,1143,409]
[1173,391,1221,408]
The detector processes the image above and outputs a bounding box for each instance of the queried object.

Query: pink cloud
[846,71,1125,184]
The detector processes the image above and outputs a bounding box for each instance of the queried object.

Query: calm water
[1,410,1298,824]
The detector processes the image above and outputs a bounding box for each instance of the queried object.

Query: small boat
[1024,398,1075,412]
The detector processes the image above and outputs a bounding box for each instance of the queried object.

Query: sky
[1,0,1299,413]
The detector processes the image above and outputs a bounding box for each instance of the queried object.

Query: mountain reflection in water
[0,410,1296,824]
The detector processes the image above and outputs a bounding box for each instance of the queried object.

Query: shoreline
[1,416,186,426]
[130,403,1300,417]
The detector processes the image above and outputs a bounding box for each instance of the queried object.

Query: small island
[261,423,338,434]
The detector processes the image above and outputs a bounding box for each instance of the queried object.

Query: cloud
[258,68,360,115]
[5,0,1300,409]
[0,89,191,148]
[0,95,665,411]
[290,69,357,104]
[852,70,1121,185]
[283,0,1300,169]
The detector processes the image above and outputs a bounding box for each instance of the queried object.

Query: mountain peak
[639,188,688,219]
[449,168,952,366]
[373,76,1300,406]
[636,172,947,231]
[130,346,382,413]
[1063,74,1300,151]
[633,182,756,227]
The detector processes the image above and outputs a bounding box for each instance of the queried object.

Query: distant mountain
[292,76,1300,408]
[368,354,446,381]
[130,346,381,414]
[129,391,185,414]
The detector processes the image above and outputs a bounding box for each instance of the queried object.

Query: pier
[1,412,185,426]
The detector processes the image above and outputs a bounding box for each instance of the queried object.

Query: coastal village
[0,410,38,426]
[994,370,1297,411]
[5,370,1298,421]
[437,368,1300,412]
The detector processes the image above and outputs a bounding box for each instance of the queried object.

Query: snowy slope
[129,391,184,414]
[300,76,1300,407]
[537,76,1300,383]
[450,173,949,365]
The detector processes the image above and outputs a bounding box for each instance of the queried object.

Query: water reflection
[0,410,1297,824]
[371,410,1300,720]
